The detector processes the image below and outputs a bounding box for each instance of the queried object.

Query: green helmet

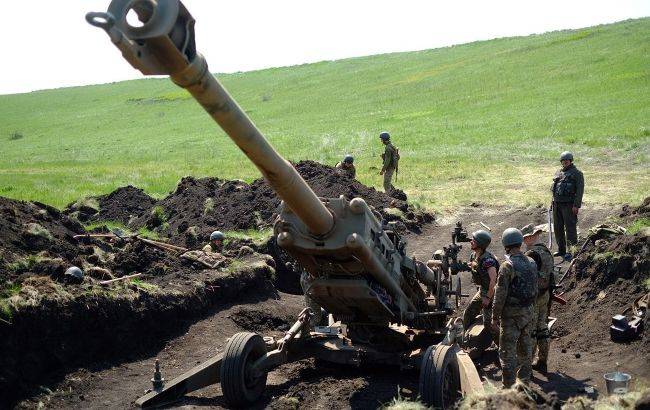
[560,151,574,161]
[210,230,225,241]
[471,230,492,249]
[501,228,524,247]
[64,266,84,284]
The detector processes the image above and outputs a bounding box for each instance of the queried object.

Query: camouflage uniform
[525,243,555,367]
[335,162,356,178]
[381,143,397,192]
[300,270,323,327]
[462,250,499,343]
[551,163,584,254]
[492,251,538,387]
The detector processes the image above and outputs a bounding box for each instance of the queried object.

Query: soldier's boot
[532,361,547,373]
[533,339,550,373]
[501,365,517,389]
[489,325,500,348]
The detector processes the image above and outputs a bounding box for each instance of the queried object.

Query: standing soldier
[491,228,538,388]
[521,223,555,374]
[551,151,584,261]
[335,155,356,178]
[462,230,499,344]
[203,230,225,253]
[378,131,398,193]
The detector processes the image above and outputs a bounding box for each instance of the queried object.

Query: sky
[0,0,648,96]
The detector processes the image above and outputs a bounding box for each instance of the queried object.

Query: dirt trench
[2,165,649,409]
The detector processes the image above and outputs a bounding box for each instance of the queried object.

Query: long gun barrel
[87,0,333,236]
[88,0,459,326]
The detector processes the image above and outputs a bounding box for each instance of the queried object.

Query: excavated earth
[0,163,648,409]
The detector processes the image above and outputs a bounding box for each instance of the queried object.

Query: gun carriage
[87,1,487,407]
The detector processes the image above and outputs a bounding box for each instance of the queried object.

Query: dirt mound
[0,197,84,277]
[553,212,650,382]
[121,160,433,247]
[620,195,650,219]
[63,185,157,225]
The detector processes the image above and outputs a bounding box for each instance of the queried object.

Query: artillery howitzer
[87,1,484,407]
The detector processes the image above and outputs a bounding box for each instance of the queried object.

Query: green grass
[0,282,22,321]
[8,254,44,272]
[1,19,649,211]
[129,278,159,292]
[83,221,161,240]
[224,228,274,246]
[626,217,650,235]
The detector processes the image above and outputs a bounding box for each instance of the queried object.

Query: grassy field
[1,18,648,212]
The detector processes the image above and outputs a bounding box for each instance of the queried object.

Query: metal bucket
[603,371,631,395]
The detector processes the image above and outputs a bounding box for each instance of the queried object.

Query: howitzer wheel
[220,332,268,407]
[419,344,461,409]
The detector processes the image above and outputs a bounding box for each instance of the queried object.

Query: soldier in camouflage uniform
[300,270,323,327]
[203,230,224,253]
[521,223,555,374]
[551,151,584,260]
[462,230,499,344]
[491,228,538,388]
[378,131,398,193]
[335,155,356,178]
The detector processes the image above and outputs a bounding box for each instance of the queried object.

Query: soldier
[462,230,499,344]
[491,228,538,388]
[203,230,225,253]
[378,131,398,193]
[551,151,584,261]
[521,223,555,374]
[300,270,323,327]
[335,155,356,178]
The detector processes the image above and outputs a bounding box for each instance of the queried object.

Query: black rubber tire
[419,344,461,409]
[220,332,268,407]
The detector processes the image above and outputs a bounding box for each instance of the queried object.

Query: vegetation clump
[8,131,23,140]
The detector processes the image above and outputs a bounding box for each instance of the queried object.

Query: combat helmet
[471,230,492,249]
[501,228,524,248]
[560,151,574,161]
[379,131,390,141]
[210,230,225,241]
[343,155,354,164]
[64,266,84,284]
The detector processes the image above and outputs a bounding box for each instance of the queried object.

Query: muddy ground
[1,163,648,409]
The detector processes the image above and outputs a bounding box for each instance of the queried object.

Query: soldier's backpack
[506,253,537,307]
[526,244,554,292]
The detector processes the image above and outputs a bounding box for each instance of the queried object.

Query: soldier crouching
[462,230,499,345]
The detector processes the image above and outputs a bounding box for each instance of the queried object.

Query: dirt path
[15,204,649,409]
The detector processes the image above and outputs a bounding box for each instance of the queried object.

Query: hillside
[0,17,648,210]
